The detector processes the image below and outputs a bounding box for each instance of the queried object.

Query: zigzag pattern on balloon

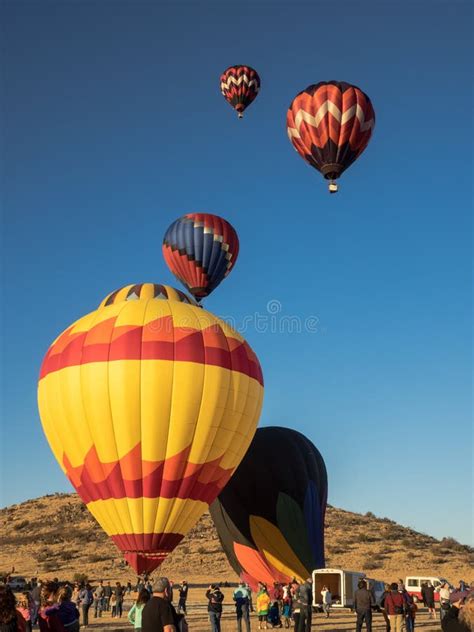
[64,443,234,504]
[288,100,374,142]
[39,316,263,386]
[220,75,260,93]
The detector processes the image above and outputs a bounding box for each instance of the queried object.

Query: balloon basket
[328,181,338,194]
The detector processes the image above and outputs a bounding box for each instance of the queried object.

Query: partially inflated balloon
[38,283,264,574]
[162,213,239,302]
[210,427,327,588]
[220,65,260,118]
[287,81,375,193]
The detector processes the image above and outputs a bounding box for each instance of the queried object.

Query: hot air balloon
[210,427,327,589]
[220,65,261,118]
[38,283,264,574]
[287,81,375,193]
[162,213,239,302]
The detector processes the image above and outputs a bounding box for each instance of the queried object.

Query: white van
[405,576,452,602]
[312,568,366,608]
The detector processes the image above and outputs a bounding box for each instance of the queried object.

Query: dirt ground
[80,588,444,632]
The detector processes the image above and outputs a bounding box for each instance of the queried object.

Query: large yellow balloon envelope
[37,283,264,574]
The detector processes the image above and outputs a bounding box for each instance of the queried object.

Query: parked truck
[312,568,366,609]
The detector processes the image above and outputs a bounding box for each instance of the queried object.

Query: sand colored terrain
[0,493,472,586]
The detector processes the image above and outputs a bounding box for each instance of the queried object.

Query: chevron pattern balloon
[220,65,261,118]
[163,213,239,301]
[38,283,264,574]
[287,81,375,192]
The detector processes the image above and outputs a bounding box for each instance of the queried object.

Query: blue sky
[2,1,472,546]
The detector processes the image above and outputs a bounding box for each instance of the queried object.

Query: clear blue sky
[2,1,472,545]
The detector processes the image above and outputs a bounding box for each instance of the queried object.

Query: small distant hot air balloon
[38,283,264,575]
[220,65,261,118]
[162,213,239,302]
[287,81,375,193]
[210,427,327,589]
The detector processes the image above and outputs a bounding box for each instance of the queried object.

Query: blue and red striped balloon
[162,213,239,301]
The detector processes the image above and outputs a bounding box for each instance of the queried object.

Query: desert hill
[1,493,472,584]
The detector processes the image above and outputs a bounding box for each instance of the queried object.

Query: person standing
[439,583,452,622]
[141,578,176,632]
[30,580,42,626]
[0,585,26,632]
[354,580,373,632]
[206,585,224,632]
[177,582,188,615]
[78,584,93,628]
[93,581,104,619]
[256,585,271,631]
[384,583,405,632]
[114,583,124,618]
[380,584,391,632]
[295,579,312,632]
[424,582,436,619]
[233,582,251,632]
[44,586,80,632]
[15,594,32,632]
[128,589,151,632]
[103,583,112,612]
[320,586,331,618]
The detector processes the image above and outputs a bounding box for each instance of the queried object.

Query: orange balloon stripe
[39,317,263,386]
[63,443,234,504]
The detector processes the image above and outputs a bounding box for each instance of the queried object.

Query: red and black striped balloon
[287,81,375,192]
[220,65,261,118]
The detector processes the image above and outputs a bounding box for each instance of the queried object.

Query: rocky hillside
[1,493,472,584]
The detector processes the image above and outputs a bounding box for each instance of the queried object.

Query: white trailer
[312,568,366,608]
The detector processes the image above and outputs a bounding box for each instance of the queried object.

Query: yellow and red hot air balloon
[37,283,264,574]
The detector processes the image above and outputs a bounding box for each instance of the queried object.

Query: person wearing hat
[141,578,176,632]
[206,584,224,632]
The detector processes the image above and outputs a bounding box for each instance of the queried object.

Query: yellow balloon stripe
[249,515,309,582]
[87,497,207,536]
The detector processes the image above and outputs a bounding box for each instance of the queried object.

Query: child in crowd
[110,593,117,618]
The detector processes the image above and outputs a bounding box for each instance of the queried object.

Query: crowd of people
[1,574,473,632]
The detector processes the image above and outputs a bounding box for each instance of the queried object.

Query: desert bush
[89,554,109,563]
[365,512,376,519]
[13,520,30,531]
[364,560,380,570]
[73,572,88,584]
[431,558,446,565]
[439,537,467,553]
[197,546,208,555]
[42,561,57,572]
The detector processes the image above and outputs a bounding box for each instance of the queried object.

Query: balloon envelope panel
[38,283,264,573]
[210,427,327,585]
